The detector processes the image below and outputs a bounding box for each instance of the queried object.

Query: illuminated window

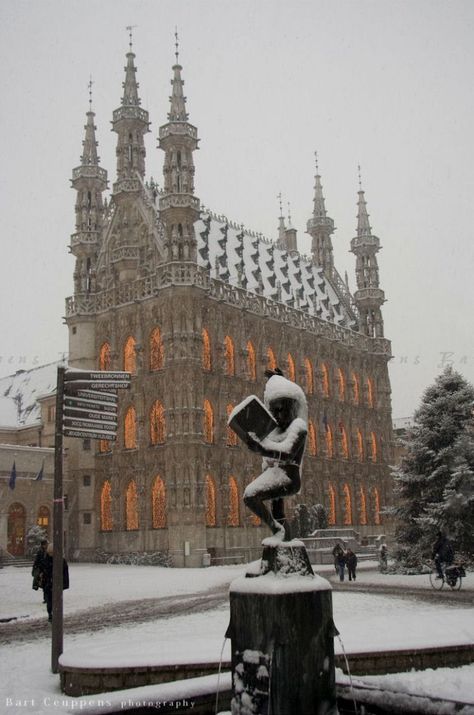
[203,399,214,443]
[226,404,238,446]
[99,342,111,371]
[287,353,296,381]
[152,476,166,528]
[205,475,216,527]
[308,420,317,456]
[328,483,336,526]
[359,486,368,525]
[250,511,261,526]
[228,476,240,526]
[352,372,360,404]
[247,341,256,381]
[267,347,277,371]
[337,368,345,401]
[325,424,334,458]
[370,432,377,462]
[99,439,111,454]
[224,336,235,376]
[367,377,374,408]
[357,428,364,461]
[372,487,381,525]
[100,480,113,531]
[202,328,211,371]
[125,480,139,530]
[37,506,49,528]
[304,358,314,394]
[124,406,137,449]
[343,484,352,525]
[150,328,164,371]
[321,363,330,397]
[150,401,166,445]
[124,336,137,374]
[340,424,349,459]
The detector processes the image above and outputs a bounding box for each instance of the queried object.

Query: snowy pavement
[0,562,473,713]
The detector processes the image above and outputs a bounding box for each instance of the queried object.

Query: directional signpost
[51,366,131,673]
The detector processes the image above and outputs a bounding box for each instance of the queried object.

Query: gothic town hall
[66,40,393,566]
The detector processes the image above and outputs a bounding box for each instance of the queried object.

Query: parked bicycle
[428,560,466,590]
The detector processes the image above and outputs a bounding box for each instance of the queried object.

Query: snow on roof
[196,212,356,328]
[392,417,414,431]
[0,360,63,428]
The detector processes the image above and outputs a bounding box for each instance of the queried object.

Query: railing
[112,106,149,123]
[72,165,107,182]
[159,122,198,140]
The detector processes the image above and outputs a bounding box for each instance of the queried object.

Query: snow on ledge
[230,572,331,594]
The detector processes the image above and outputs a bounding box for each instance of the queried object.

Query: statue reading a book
[228,369,308,542]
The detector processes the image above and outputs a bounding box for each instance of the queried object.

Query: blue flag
[9,461,16,490]
[35,460,44,481]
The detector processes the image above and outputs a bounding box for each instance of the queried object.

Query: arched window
[247,341,256,381]
[124,406,137,449]
[352,372,360,405]
[287,353,296,381]
[37,505,50,530]
[370,431,378,462]
[267,347,277,371]
[372,487,381,525]
[150,327,164,371]
[304,358,314,394]
[327,483,336,526]
[228,476,240,527]
[308,420,317,456]
[359,486,368,526]
[203,399,214,443]
[150,401,166,445]
[340,424,349,459]
[357,428,364,461]
[202,328,211,371]
[205,475,216,527]
[99,341,111,371]
[124,336,137,374]
[321,363,330,397]
[100,481,113,531]
[99,439,111,454]
[125,480,139,530]
[325,424,334,458]
[224,336,235,376]
[226,404,238,446]
[343,484,352,525]
[367,377,374,408]
[151,476,166,528]
[337,368,345,401]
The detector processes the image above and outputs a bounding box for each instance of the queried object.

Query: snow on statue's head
[263,374,308,424]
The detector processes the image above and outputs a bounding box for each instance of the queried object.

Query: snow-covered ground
[1,562,473,713]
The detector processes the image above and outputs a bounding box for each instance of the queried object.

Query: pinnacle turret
[306,152,335,273]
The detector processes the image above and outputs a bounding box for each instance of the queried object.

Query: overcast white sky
[0,0,473,418]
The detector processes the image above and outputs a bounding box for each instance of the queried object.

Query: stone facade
[65,40,394,567]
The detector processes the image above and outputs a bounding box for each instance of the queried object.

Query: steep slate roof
[0,361,62,428]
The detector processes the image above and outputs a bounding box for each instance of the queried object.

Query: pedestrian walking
[378,543,388,573]
[37,544,70,622]
[334,545,346,582]
[32,539,48,602]
[346,548,357,581]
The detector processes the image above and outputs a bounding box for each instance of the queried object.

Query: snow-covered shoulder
[260,417,307,453]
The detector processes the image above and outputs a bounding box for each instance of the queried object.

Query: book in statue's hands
[227,395,278,443]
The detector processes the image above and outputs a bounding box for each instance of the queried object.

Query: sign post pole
[52,366,65,673]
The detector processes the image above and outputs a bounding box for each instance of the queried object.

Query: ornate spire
[81,78,99,166]
[168,28,189,122]
[356,166,372,238]
[306,152,335,272]
[277,192,286,243]
[122,25,140,107]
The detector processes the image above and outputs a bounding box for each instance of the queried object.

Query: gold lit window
[287,353,296,381]
[202,329,211,371]
[224,336,235,376]
[125,480,139,530]
[337,368,345,401]
[150,401,166,445]
[205,475,216,527]
[150,328,164,371]
[203,399,214,443]
[372,487,381,525]
[37,506,49,528]
[325,424,334,458]
[124,406,137,449]
[343,484,352,525]
[124,336,137,374]
[226,404,238,446]
[352,372,360,404]
[308,420,317,456]
[328,483,336,526]
[367,377,374,408]
[370,432,377,462]
[321,363,330,397]
[359,486,368,525]
[152,476,166,528]
[99,342,111,371]
[247,341,256,381]
[227,476,240,527]
[267,347,277,371]
[100,480,113,531]
[99,439,111,454]
[357,428,364,461]
[304,358,314,394]
[340,424,349,459]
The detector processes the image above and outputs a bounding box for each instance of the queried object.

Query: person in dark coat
[333,545,346,582]
[32,539,48,601]
[332,542,344,574]
[346,548,358,581]
[432,531,454,579]
[38,544,70,621]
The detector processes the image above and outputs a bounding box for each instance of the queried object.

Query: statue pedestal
[227,542,337,715]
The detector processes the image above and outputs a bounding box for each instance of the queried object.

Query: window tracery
[202,328,211,371]
[370,431,377,462]
[228,476,240,527]
[352,372,360,404]
[247,341,256,381]
[308,420,317,456]
[337,368,346,401]
[124,336,137,374]
[340,424,349,459]
[328,483,336,526]
[267,347,277,371]
[152,476,166,528]
[343,483,352,525]
[100,480,113,531]
[372,487,381,525]
[99,342,111,371]
[325,424,334,458]
[321,362,330,397]
[287,353,296,381]
[304,358,314,394]
[124,406,137,449]
[359,486,368,525]
[150,327,164,371]
[204,400,214,443]
[205,475,216,527]
[357,428,364,461]
[125,480,139,530]
[224,336,235,376]
[150,401,166,445]
[226,404,238,446]
[367,377,374,408]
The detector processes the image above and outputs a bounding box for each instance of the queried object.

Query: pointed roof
[168,62,189,122]
[122,50,141,107]
[307,153,334,233]
[356,189,372,238]
[81,109,100,166]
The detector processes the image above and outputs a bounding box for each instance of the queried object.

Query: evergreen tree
[310,503,328,530]
[391,367,474,565]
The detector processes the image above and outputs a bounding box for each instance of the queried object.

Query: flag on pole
[9,461,17,490]
[35,460,44,481]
